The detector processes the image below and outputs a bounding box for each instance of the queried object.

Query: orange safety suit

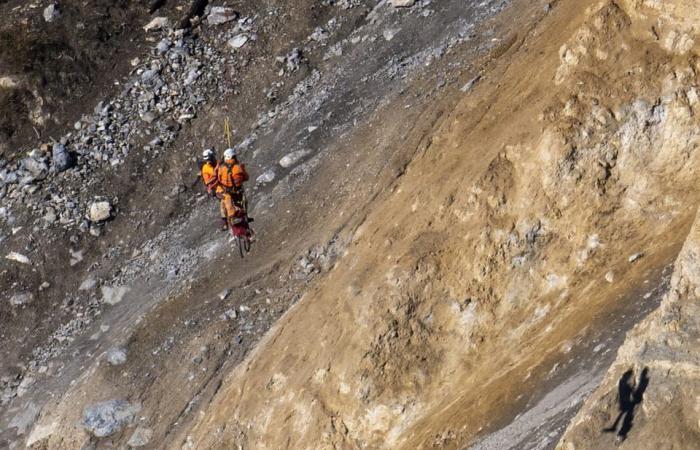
[217,158,249,219]
[201,161,226,220]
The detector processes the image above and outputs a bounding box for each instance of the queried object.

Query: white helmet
[223,148,237,160]
[202,148,215,160]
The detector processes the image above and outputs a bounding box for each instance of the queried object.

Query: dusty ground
[2,0,700,449]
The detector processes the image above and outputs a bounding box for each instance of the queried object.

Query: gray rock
[81,399,140,438]
[279,149,311,168]
[256,169,276,184]
[106,347,128,366]
[156,39,171,55]
[52,143,74,172]
[184,69,201,85]
[22,158,48,179]
[10,292,34,306]
[43,4,60,22]
[89,201,111,222]
[311,27,330,42]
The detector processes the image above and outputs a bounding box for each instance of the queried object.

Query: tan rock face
[558,1,700,448]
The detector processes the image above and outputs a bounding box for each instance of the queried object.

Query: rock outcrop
[558,0,700,447]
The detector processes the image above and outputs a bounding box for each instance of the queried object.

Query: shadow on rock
[603,367,650,442]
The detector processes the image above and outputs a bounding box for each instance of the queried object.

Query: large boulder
[51,143,74,172]
[89,201,111,222]
[82,399,140,438]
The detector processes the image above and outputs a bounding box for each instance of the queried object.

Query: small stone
[390,0,415,6]
[184,69,201,85]
[156,39,171,55]
[461,75,481,93]
[6,252,30,265]
[143,17,169,32]
[628,253,644,263]
[207,7,239,25]
[106,347,128,366]
[605,271,614,283]
[218,289,230,300]
[43,4,60,22]
[256,169,276,184]
[89,201,112,222]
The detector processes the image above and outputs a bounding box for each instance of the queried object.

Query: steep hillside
[3,0,700,449]
[184,0,700,449]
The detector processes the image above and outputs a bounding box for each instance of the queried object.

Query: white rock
[207,7,238,25]
[143,17,169,32]
[89,201,112,222]
[218,289,231,300]
[390,0,415,6]
[628,252,644,263]
[43,4,60,22]
[279,149,311,168]
[228,34,249,49]
[0,76,19,89]
[6,251,30,264]
[101,285,130,305]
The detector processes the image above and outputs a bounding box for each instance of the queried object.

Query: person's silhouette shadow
[603,368,650,442]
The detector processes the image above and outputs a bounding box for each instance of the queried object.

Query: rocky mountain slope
[2,0,700,449]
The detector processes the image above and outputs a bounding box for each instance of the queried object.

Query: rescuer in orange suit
[217,147,250,226]
[199,148,228,231]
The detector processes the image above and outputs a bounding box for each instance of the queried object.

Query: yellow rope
[224,118,232,148]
